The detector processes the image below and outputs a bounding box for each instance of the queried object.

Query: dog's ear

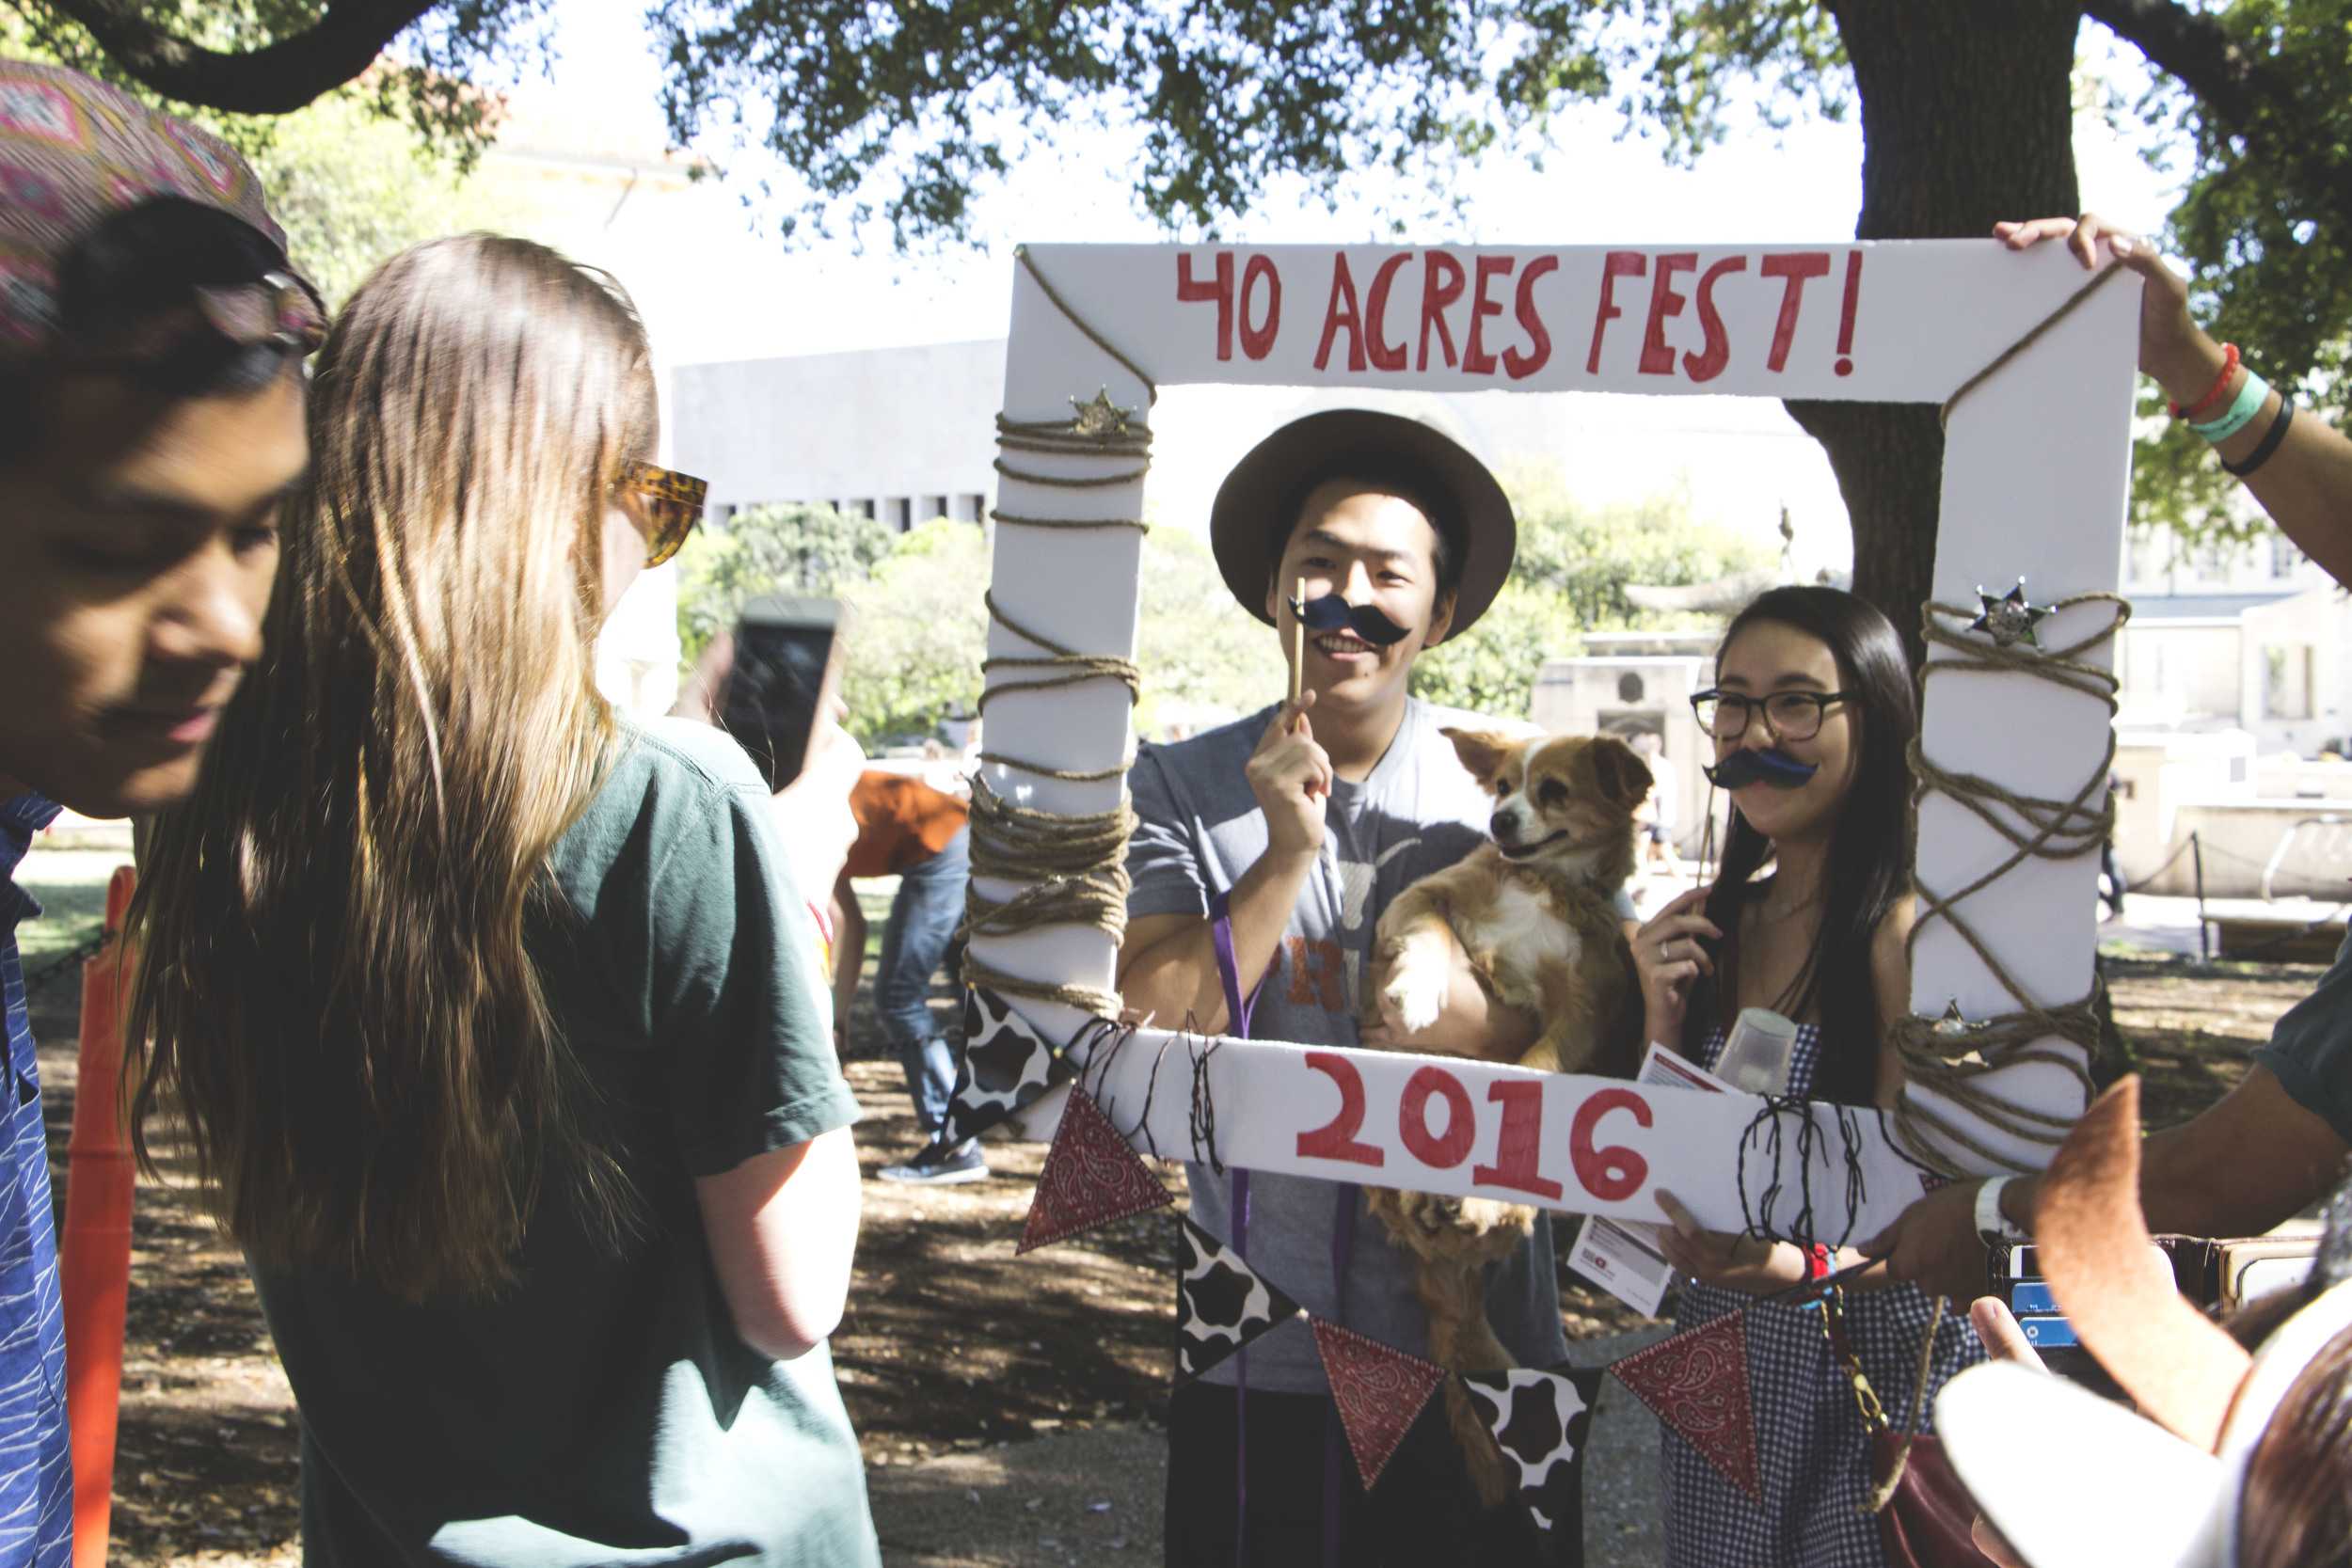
[1584,736,1655,808]
[1442,727,1515,791]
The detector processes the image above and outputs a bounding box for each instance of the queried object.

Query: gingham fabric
[0,57,285,354]
[1661,1022,1984,1568]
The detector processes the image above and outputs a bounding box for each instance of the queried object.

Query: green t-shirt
[2254,928,2352,1147]
[252,718,878,1567]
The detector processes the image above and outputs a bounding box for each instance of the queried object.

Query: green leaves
[1409,472,1771,718]
[646,0,1608,247]
[675,501,897,676]
[7,0,550,165]
[2119,0,2352,547]
[675,510,1291,748]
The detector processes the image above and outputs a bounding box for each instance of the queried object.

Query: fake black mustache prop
[1704,749,1819,790]
[1290,594,1411,647]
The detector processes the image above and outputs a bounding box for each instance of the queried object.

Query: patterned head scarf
[0,58,321,363]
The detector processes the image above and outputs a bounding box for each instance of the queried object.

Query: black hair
[1694,585,1916,1107]
[0,196,298,460]
[1274,454,1465,597]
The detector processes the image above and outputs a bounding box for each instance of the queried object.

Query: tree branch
[2081,0,2261,127]
[39,0,436,115]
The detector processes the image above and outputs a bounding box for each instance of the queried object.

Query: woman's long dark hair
[1699,586,1915,1107]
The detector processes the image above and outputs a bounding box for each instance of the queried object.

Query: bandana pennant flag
[1461,1367,1605,1535]
[944,987,1073,1144]
[1017,1084,1171,1255]
[1609,1311,1763,1504]
[1312,1320,1447,1492]
[1174,1216,1301,1382]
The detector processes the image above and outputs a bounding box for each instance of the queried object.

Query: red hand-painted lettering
[1759,252,1832,373]
[1683,256,1747,383]
[1568,1087,1652,1201]
[1587,251,1647,375]
[1296,1051,1386,1167]
[1473,1077,1563,1198]
[1239,254,1281,361]
[1178,251,1234,362]
[1638,252,1697,376]
[1315,255,1366,372]
[1461,255,1515,376]
[1366,254,1411,372]
[1502,256,1559,381]
[1399,1065,1476,1169]
[1419,251,1466,372]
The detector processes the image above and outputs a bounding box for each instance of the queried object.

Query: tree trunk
[1790,1,2086,668]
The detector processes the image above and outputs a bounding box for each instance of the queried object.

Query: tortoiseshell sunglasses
[613,460,708,567]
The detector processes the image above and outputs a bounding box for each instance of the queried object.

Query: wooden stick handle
[1289,577,1306,714]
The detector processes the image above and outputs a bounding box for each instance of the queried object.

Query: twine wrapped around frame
[979,590,1139,715]
[1013,245,1158,404]
[962,252,1155,1021]
[1890,592,2132,1174]
[1881,260,2139,1174]
[990,510,1149,534]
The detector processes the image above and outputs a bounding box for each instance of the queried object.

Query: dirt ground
[13,849,2324,1566]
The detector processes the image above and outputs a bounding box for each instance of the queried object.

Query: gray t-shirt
[1126,699,1572,1393]
[2253,928,2352,1146]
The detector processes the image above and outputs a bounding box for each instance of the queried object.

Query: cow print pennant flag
[944,988,1072,1144]
[1312,1320,1447,1492]
[1609,1311,1762,1503]
[1017,1084,1170,1254]
[1461,1366,1605,1536]
[1173,1216,1301,1382]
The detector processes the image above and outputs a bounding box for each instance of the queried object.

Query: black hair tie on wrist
[2223,396,2295,479]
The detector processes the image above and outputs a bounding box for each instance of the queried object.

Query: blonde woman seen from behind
[127,235,879,1567]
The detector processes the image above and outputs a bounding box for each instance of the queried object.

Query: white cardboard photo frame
[973,241,2138,1240]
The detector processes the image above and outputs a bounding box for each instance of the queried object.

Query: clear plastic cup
[1715,1006,1800,1096]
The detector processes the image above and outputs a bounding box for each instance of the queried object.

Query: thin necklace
[1759,887,1822,921]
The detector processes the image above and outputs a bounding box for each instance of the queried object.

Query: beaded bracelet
[2188,370,2270,444]
[2169,342,2240,420]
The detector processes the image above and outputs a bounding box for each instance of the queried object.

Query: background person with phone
[831,768,984,1184]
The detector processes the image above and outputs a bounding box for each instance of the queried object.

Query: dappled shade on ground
[15,851,2314,1567]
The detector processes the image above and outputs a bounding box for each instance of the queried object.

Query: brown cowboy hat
[1210,408,1516,641]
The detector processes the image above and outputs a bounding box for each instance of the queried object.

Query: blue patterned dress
[1661,1022,1982,1568]
[0,794,72,1568]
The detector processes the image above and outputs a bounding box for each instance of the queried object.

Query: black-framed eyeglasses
[1691,689,1855,742]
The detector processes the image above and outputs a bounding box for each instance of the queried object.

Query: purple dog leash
[1208,891,1259,1565]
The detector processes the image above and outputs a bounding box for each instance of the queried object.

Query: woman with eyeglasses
[126,234,881,1567]
[1629,585,1980,1568]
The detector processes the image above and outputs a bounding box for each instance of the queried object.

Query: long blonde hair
[129,235,656,1299]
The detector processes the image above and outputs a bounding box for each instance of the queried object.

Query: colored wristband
[2187,370,2270,444]
[1797,1243,1833,1310]
[2169,341,2239,420]
[2222,398,2294,479]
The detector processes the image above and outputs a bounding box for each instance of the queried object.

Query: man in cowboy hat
[1118,409,1565,1565]
[0,60,322,1561]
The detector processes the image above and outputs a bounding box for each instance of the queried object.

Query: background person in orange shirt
[832,768,983,1182]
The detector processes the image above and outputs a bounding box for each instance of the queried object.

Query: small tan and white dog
[1361,726,1651,1504]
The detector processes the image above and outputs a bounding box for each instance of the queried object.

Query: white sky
[516,1,2185,573]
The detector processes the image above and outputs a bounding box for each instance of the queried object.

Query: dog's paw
[1382,966,1445,1035]
[1374,926,1449,1034]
